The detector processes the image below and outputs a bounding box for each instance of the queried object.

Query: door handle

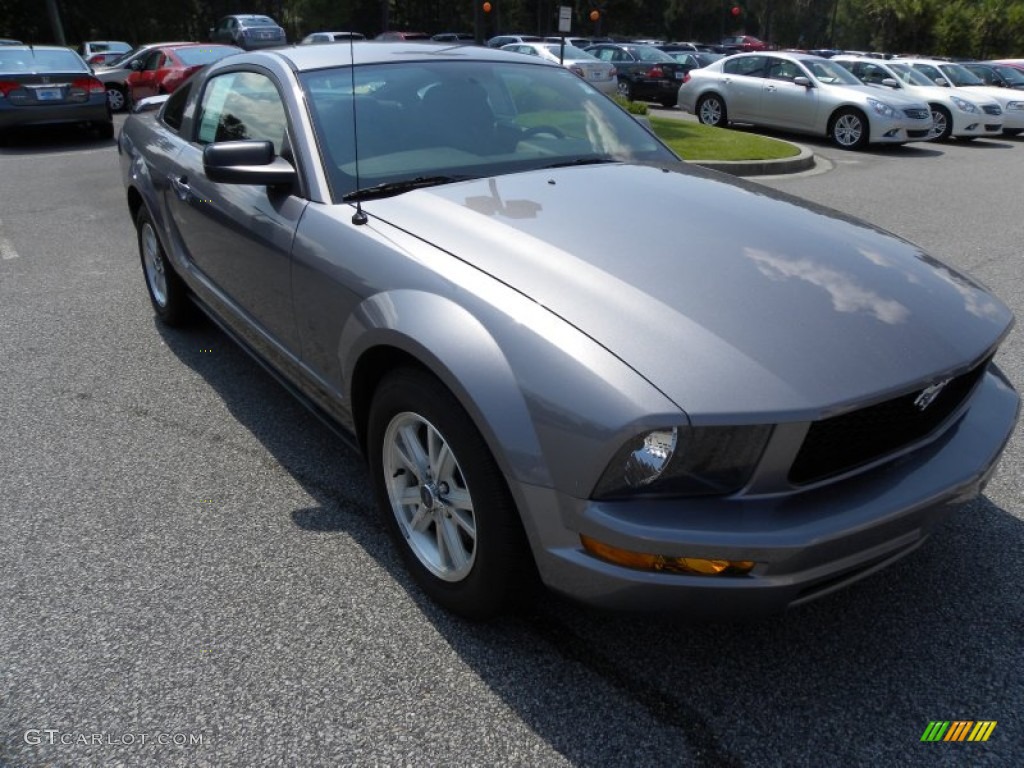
[169,175,191,201]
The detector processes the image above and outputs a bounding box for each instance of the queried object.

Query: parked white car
[833,56,1003,141]
[501,42,617,96]
[901,58,1024,137]
[677,52,933,149]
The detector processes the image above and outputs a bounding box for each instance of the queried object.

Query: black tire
[928,104,952,141]
[697,93,727,127]
[135,207,193,326]
[1003,128,1023,137]
[616,79,634,101]
[106,84,126,112]
[829,108,869,150]
[367,367,531,618]
[659,95,677,109]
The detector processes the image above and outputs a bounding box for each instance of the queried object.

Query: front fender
[340,288,685,500]
[341,289,553,488]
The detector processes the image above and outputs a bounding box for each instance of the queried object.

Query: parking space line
[0,219,19,259]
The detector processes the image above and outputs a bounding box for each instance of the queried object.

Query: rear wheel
[136,207,193,326]
[697,93,727,127]
[829,108,869,150]
[928,105,952,141]
[616,79,634,101]
[367,368,530,618]
[659,95,677,109]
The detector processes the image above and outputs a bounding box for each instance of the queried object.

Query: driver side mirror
[881,77,899,88]
[793,76,811,87]
[934,78,948,87]
[203,140,297,188]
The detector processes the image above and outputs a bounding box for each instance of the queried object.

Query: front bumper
[868,114,933,143]
[519,368,1018,616]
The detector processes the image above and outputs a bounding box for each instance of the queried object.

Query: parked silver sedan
[500,42,617,95]
[678,51,934,149]
[118,44,1018,618]
[832,56,1003,141]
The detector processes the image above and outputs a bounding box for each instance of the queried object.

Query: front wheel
[106,84,126,112]
[1003,128,1023,137]
[367,368,530,618]
[697,94,727,127]
[829,108,869,150]
[928,105,952,141]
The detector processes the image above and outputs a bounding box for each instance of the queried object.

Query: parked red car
[125,43,240,103]
[719,35,767,52]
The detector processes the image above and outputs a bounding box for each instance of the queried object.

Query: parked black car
[585,42,687,106]
[209,15,287,50]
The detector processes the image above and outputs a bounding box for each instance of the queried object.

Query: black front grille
[983,104,1002,116]
[789,357,991,486]
[903,108,930,120]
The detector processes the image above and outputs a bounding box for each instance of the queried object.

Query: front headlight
[593,425,772,499]
[1006,100,1024,111]
[867,97,897,118]
[950,96,978,113]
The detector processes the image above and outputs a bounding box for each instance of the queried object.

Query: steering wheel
[521,125,566,139]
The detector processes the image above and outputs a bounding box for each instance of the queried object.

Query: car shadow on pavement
[0,123,116,154]
[156,316,1023,766]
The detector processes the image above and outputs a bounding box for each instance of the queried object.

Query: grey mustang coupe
[119,43,1019,618]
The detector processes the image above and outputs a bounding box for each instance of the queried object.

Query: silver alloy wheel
[833,113,864,147]
[107,86,125,112]
[140,221,168,307]
[699,96,723,125]
[616,80,631,99]
[382,411,477,582]
[928,108,948,140]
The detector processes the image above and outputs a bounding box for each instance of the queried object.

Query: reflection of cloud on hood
[746,248,909,324]
[931,263,1004,320]
[857,244,923,284]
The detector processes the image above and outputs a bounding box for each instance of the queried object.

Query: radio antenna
[349,35,368,225]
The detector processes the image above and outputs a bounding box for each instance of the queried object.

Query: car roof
[251,41,550,71]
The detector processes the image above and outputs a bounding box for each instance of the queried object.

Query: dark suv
[209,15,287,51]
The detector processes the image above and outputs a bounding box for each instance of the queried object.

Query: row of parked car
[672,51,1024,149]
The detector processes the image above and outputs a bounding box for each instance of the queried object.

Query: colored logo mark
[921,721,997,742]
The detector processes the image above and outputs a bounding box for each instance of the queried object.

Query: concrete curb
[643,109,817,177]
[688,142,816,177]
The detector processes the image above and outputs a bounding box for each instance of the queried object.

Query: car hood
[367,163,1012,421]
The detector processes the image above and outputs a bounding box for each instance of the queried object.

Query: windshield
[990,64,1024,85]
[302,60,676,202]
[805,59,861,85]
[630,45,676,63]
[542,45,596,60]
[176,46,240,66]
[0,48,87,73]
[939,63,984,86]
[888,62,937,87]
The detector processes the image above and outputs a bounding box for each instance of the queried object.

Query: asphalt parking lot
[1,114,1021,768]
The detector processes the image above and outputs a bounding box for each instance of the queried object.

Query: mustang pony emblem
[914,379,951,411]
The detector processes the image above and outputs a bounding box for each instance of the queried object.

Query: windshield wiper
[342,175,472,202]
[540,155,618,170]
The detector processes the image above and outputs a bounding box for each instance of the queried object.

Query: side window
[144,52,165,72]
[767,58,800,82]
[915,64,941,82]
[197,71,288,153]
[724,56,766,78]
[161,80,192,132]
